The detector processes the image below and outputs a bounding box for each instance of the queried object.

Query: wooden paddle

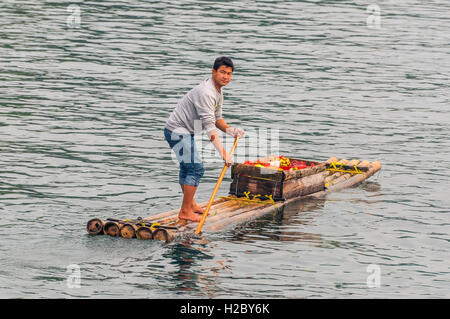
[195,137,240,235]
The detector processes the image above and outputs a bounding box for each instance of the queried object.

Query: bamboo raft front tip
[86,156,382,242]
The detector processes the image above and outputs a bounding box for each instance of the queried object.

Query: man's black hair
[213,56,234,72]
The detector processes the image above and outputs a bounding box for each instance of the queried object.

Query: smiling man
[164,57,245,222]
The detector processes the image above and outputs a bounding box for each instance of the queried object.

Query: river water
[1,0,449,298]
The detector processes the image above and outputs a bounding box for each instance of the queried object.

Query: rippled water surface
[1,1,449,298]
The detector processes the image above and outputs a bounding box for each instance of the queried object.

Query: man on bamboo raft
[164,57,245,222]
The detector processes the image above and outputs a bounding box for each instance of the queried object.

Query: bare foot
[192,202,205,214]
[178,208,202,222]
[193,203,213,216]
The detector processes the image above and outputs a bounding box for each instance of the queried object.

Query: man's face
[212,65,233,88]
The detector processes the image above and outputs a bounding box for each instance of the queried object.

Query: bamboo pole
[325,158,349,182]
[147,214,180,226]
[203,202,284,232]
[326,156,339,163]
[153,228,174,242]
[144,200,239,227]
[325,161,381,193]
[103,221,121,237]
[195,137,240,235]
[209,201,243,215]
[331,160,371,185]
[141,198,228,226]
[322,156,339,181]
[359,160,370,167]
[136,226,153,240]
[203,202,268,224]
[209,199,242,212]
[142,198,227,223]
[120,223,138,239]
[326,159,360,186]
[86,218,105,235]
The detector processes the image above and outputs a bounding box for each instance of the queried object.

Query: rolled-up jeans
[164,127,205,187]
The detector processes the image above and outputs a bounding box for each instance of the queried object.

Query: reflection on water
[231,197,326,244]
[359,181,382,193]
[230,180,383,244]
[165,239,214,294]
[161,238,235,297]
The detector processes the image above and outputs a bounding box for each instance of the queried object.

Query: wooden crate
[229,157,327,201]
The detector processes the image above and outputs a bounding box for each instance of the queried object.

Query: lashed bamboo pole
[325,158,349,182]
[152,228,174,242]
[142,198,227,225]
[142,198,227,223]
[143,199,237,227]
[324,161,381,193]
[209,201,243,215]
[87,218,105,235]
[120,223,138,239]
[325,159,360,186]
[202,201,269,224]
[136,226,153,240]
[103,221,121,237]
[209,199,242,213]
[202,202,284,232]
[326,156,339,163]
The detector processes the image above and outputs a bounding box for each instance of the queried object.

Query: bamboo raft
[86,156,381,242]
